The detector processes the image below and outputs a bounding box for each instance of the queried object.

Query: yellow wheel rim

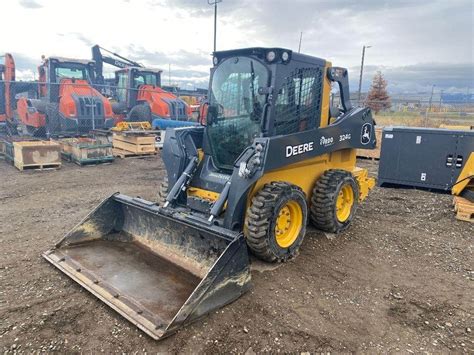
[336,184,354,222]
[275,200,303,248]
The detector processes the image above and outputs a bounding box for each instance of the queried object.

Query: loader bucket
[43,193,251,340]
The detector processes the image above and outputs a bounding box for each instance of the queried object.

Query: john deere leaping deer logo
[361,123,372,145]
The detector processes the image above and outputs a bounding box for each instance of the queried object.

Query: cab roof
[213,47,327,66]
[47,57,95,65]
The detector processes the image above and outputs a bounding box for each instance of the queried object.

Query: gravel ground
[0,155,472,353]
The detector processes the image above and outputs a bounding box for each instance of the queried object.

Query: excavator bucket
[43,193,251,340]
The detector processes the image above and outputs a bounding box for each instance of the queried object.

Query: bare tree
[365,71,391,113]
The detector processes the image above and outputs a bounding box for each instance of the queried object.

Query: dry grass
[374,111,474,128]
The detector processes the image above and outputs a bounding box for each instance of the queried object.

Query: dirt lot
[0,155,472,353]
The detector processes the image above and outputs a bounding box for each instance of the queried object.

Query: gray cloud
[18,0,42,9]
[124,45,212,68]
[68,32,95,47]
[351,62,474,93]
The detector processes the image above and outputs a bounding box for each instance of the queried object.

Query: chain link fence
[0,79,205,137]
[1,77,472,136]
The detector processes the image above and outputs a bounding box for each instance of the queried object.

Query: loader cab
[114,67,162,109]
[206,47,330,172]
[38,57,96,103]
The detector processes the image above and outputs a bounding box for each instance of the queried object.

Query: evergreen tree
[365,71,391,113]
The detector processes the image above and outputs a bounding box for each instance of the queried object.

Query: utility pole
[208,0,222,53]
[357,45,372,104]
[298,32,303,53]
[168,63,171,86]
[425,84,435,126]
[428,84,435,112]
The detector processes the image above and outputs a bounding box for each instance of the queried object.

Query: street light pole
[424,84,436,126]
[208,0,222,53]
[357,45,372,104]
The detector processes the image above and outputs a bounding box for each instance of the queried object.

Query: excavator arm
[91,45,143,85]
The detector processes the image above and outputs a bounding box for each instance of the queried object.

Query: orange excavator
[0,53,15,131]
[92,45,192,129]
[14,56,115,137]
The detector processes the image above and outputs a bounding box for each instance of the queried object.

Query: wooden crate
[2,136,41,164]
[453,196,474,223]
[357,127,383,160]
[57,137,114,165]
[113,133,156,154]
[13,141,61,171]
[113,147,158,159]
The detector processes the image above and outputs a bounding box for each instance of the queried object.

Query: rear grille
[77,97,104,118]
[163,99,188,120]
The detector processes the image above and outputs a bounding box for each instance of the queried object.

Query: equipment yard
[1,157,472,353]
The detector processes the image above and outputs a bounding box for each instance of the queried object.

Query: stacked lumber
[453,196,474,223]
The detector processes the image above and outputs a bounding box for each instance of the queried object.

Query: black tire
[127,104,151,122]
[45,103,62,137]
[310,169,359,233]
[245,182,307,263]
[157,175,169,206]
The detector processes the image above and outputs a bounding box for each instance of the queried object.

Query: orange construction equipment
[0,53,15,125]
[15,56,115,137]
[92,45,192,127]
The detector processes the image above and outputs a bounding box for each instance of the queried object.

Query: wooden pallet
[61,152,114,166]
[113,147,157,159]
[14,162,61,171]
[57,137,114,166]
[453,196,474,223]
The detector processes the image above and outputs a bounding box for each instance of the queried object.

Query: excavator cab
[114,67,161,110]
[112,67,191,124]
[91,45,192,126]
[44,47,376,340]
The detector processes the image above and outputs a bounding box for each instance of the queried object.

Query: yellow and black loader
[44,47,376,339]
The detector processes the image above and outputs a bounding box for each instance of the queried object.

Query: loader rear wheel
[245,182,307,263]
[157,175,169,206]
[310,169,359,233]
[128,104,151,123]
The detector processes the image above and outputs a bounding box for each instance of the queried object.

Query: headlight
[266,51,276,62]
[213,56,219,65]
[281,51,289,61]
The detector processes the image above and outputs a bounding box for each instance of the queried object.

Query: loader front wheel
[310,170,359,233]
[157,175,169,206]
[245,182,307,263]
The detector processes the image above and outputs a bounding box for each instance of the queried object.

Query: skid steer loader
[44,48,376,340]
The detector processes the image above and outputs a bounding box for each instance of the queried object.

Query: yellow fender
[452,152,474,196]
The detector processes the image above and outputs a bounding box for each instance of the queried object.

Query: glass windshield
[133,72,158,87]
[55,65,88,80]
[207,56,268,171]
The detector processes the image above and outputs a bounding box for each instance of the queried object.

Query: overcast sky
[2,0,473,94]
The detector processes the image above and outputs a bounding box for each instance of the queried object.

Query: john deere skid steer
[44,48,376,340]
